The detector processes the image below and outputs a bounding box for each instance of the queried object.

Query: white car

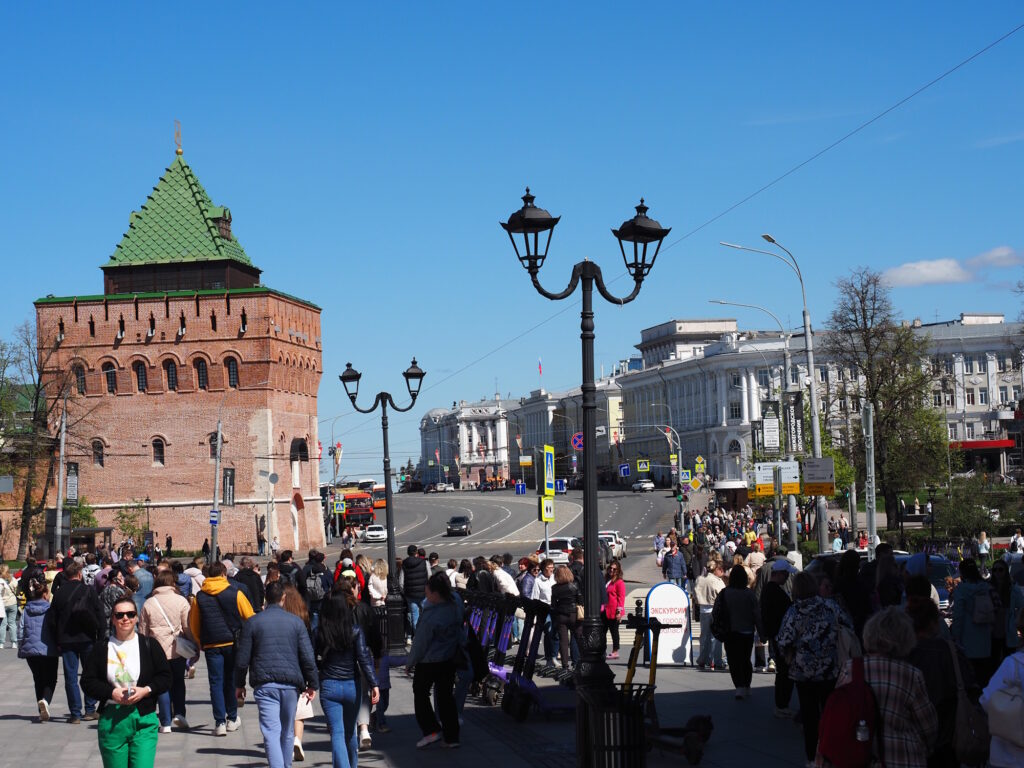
[363,524,388,543]
[599,530,627,559]
[535,536,582,565]
[436,482,455,492]
[632,479,655,493]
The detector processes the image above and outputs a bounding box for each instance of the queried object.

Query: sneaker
[416,732,442,749]
[359,729,372,750]
[172,715,190,730]
[82,712,99,721]
[293,741,305,762]
[214,723,227,737]
[68,716,81,724]
[767,659,777,672]
[442,742,461,749]
[774,707,796,719]
[38,699,50,722]
[606,651,619,659]
[10,642,16,649]
[159,726,172,734]
[186,666,196,679]
[226,716,241,732]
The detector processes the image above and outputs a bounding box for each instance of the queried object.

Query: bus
[372,484,387,512]
[343,491,375,527]
[357,479,376,493]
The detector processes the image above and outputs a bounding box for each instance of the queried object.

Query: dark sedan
[446,515,472,536]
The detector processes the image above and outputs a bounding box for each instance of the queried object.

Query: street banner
[645,582,692,665]
[751,419,763,455]
[66,462,79,506]
[784,391,805,454]
[761,400,781,454]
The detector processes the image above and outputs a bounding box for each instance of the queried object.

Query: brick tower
[34,148,325,555]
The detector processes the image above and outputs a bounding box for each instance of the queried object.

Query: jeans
[204,646,238,726]
[697,610,723,667]
[156,657,187,726]
[62,645,97,718]
[406,599,421,636]
[667,577,685,590]
[254,685,298,768]
[413,660,458,744]
[1,604,16,645]
[321,677,360,768]
[724,632,754,689]
[795,679,836,761]
[375,688,390,728]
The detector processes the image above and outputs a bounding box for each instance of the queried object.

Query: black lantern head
[500,187,559,271]
[612,198,671,281]
[403,358,425,401]
[339,363,361,401]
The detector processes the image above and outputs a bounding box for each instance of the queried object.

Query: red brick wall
[19,290,325,559]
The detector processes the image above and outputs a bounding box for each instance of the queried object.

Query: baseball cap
[341,557,354,568]
[137,553,150,562]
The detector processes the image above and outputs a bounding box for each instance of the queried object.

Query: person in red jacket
[601,562,626,659]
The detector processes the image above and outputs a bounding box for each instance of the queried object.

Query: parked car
[479,481,494,492]
[446,515,472,536]
[363,524,388,543]
[632,479,655,493]
[435,482,455,492]
[535,536,582,565]
[599,530,627,559]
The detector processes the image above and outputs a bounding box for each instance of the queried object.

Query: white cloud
[967,245,1023,269]
[975,132,1024,149]
[881,259,972,287]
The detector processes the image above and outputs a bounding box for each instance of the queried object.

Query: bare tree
[823,268,946,518]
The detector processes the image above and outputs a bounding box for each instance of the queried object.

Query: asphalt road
[349,487,677,562]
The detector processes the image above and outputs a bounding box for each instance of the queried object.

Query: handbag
[154,596,198,659]
[576,603,585,621]
[835,624,862,666]
[948,640,990,764]
[984,653,1024,749]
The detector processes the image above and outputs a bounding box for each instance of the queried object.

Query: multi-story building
[419,396,511,488]
[30,148,325,556]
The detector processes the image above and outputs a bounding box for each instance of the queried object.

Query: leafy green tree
[823,268,948,519]
[936,474,1021,537]
[71,495,98,529]
[114,500,146,544]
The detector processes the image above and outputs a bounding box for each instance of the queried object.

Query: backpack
[817,656,880,768]
[972,588,995,625]
[305,570,327,602]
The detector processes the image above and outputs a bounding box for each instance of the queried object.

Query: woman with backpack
[776,570,854,766]
[981,606,1024,767]
[138,569,195,732]
[951,558,998,686]
[18,577,58,721]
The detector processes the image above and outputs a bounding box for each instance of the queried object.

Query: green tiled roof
[103,154,253,269]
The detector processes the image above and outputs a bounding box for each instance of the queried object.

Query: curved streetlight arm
[720,241,804,299]
[347,391,418,415]
[531,261,643,306]
[709,298,786,336]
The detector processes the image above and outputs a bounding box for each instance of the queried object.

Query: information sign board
[538,496,555,523]
[802,457,836,495]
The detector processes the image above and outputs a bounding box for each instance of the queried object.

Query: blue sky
[2,3,1023,482]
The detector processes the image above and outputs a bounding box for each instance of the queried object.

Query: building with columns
[26,149,325,558]
[419,397,511,488]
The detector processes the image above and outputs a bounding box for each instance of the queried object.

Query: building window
[728,401,742,420]
[790,367,799,385]
[852,397,861,413]
[1014,386,1022,402]
[964,357,974,374]
[998,355,1008,373]
[152,438,164,466]
[164,360,177,391]
[942,357,953,375]
[731,373,741,388]
[133,362,147,393]
[209,433,219,459]
[758,369,770,389]
[818,366,827,383]
[976,355,987,373]
[102,362,117,394]
[194,359,208,390]
[932,391,943,407]
[948,424,957,440]
[210,312,217,332]
[966,389,975,406]
[92,440,104,467]
[73,365,86,395]
[979,388,988,406]
[999,386,1009,404]
[89,317,95,337]
[225,357,239,388]
[965,423,975,439]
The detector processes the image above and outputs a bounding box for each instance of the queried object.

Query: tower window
[194,359,208,390]
[209,433,219,459]
[133,362,147,392]
[164,360,178,391]
[211,312,217,332]
[225,357,239,388]
[73,365,86,395]
[89,316,95,337]
[92,440,104,467]
[102,362,117,394]
[152,438,165,466]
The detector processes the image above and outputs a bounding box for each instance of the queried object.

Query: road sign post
[619,463,630,478]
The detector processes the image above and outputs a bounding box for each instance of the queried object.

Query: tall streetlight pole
[720,237,829,553]
[651,401,676,486]
[339,358,425,654]
[502,189,669,767]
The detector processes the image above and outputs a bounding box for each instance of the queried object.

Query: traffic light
[400,474,406,482]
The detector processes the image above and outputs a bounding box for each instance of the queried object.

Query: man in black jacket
[233,557,265,613]
[46,560,105,723]
[401,544,428,638]
[234,581,320,768]
[298,550,333,633]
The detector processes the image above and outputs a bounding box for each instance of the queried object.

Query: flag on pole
[538,357,542,376]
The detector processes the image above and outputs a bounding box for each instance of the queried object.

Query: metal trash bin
[578,683,652,768]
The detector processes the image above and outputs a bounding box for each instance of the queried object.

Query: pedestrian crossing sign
[333,500,346,516]
[637,459,650,473]
[680,470,692,482]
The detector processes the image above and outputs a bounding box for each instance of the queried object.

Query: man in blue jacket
[661,539,688,589]
[235,581,318,768]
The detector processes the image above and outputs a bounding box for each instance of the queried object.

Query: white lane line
[420,505,476,542]
[472,504,514,539]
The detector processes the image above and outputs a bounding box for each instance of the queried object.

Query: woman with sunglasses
[82,596,171,768]
[602,562,626,659]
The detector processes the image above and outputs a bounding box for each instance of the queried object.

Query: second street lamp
[501,189,669,768]
[339,357,425,654]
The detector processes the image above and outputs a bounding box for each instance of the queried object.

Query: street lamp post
[502,189,669,767]
[720,236,829,554]
[144,496,151,548]
[340,358,425,654]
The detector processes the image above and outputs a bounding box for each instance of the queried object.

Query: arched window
[102,362,117,394]
[209,433,219,459]
[225,357,239,388]
[92,440,104,467]
[133,361,147,393]
[73,365,86,395]
[152,438,165,466]
[727,439,742,454]
[164,360,178,391]
[194,359,208,390]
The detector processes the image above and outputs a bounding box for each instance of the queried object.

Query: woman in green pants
[82,596,171,768]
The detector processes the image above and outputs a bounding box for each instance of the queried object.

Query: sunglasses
[113,611,137,620]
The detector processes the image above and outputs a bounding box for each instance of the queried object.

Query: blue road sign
[209,509,220,526]
[571,432,584,451]
[555,479,566,494]
[680,470,692,482]
[619,463,630,478]
[515,482,527,495]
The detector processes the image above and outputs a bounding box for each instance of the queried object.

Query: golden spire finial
[174,120,183,155]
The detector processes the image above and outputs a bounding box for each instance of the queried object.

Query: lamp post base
[575,615,616,768]
[385,590,408,655]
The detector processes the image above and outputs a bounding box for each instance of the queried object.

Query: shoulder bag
[984,653,1024,749]
[948,639,990,764]
[154,595,198,659]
